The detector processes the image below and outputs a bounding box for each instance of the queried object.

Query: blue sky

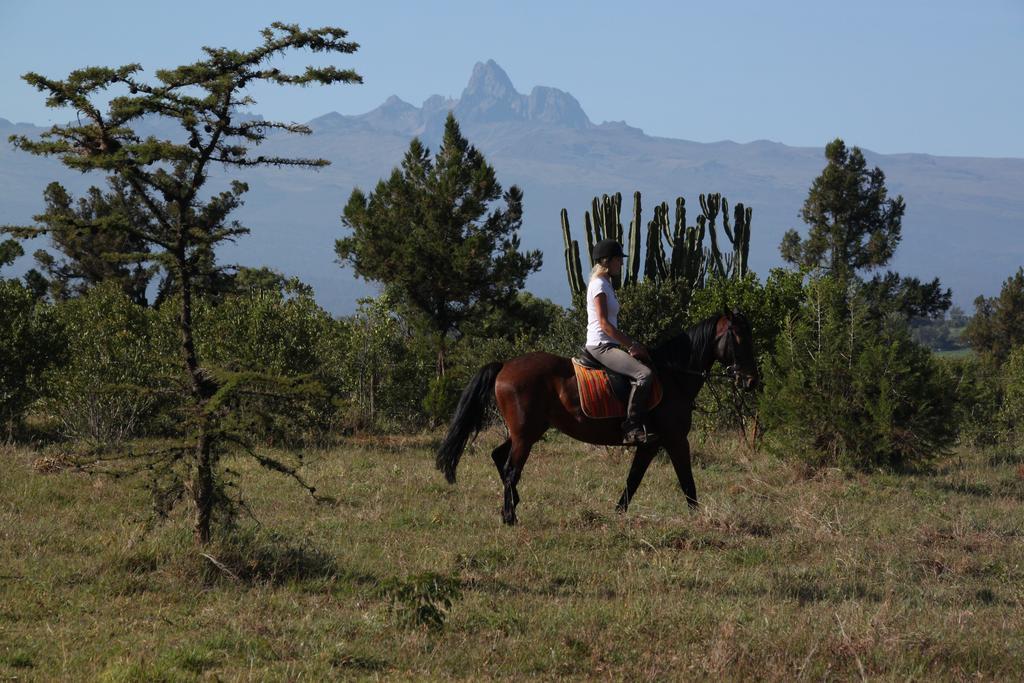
[1,0,1022,158]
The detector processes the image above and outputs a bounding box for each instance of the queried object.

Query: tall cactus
[625,191,642,287]
[588,192,625,287]
[560,190,749,300]
[662,197,686,248]
[700,193,727,278]
[644,202,669,281]
[672,214,706,291]
[583,211,596,269]
[560,208,586,299]
[719,199,752,279]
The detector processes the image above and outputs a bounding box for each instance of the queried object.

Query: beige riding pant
[586,344,654,421]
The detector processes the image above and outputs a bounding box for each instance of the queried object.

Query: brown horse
[436,311,759,525]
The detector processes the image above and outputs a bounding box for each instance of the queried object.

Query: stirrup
[621,420,656,446]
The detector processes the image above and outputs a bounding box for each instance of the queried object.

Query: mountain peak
[527,86,590,129]
[463,60,517,100]
[380,95,415,110]
[454,60,589,128]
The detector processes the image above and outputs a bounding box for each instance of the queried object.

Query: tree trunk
[436,335,447,378]
[369,370,376,426]
[176,250,215,545]
[193,431,214,545]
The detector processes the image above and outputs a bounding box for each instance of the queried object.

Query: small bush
[681,269,805,436]
[194,290,343,443]
[687,268,806,358]
[999,345,1024,448]
[939,354,1003,448]
[617,277,692,348]
[378,572,462,630]
[335,295,433,431]
[0,279,66,435]
[47,283,176,443]
[760,276,957,470]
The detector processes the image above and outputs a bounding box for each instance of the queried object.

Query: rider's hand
[629,342,650,362]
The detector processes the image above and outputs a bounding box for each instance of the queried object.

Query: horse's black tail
[436,362,503,484]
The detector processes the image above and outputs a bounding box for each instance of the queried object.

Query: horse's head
[714,310,759,391]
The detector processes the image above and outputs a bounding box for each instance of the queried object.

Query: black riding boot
[621,418,650,445]
[622,383,656,445]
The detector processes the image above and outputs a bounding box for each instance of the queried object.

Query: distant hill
[3,60,1022,314]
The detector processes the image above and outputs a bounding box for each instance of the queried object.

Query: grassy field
[2,428,1024,680]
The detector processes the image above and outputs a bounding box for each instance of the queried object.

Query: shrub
[48,283,176,443]
[687,269,806,358]
[759,276,957,470]
[336,295,433,431]
[0,279,66,435]
[194,290,343,443]
[939,354,1003,448]
[682,270,805,436]
[377,572,462,630]
[1000,345,1024,449]
[536,301,587,358]
[617,277,692,348]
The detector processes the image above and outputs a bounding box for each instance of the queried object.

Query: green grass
[2,429,1024,679]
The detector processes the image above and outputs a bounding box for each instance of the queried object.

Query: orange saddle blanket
[571,359,663,420]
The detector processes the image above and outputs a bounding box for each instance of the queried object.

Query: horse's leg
[664,434,698,509]
[501,438,535,526]
[615,441,660,513]
[490,440,517,505]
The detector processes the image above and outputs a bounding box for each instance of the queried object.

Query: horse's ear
[721,307,732,319]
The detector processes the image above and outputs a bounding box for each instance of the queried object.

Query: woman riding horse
[436,277,759,525]
[585,238,656,445]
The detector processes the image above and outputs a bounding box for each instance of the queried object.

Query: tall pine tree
[28,179,156,305]
[336,113,542,376]
[780,139,905,276]
[964,267,1024,362]
[781,138,949,321]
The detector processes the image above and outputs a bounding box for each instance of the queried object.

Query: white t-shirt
[586,275,619,347]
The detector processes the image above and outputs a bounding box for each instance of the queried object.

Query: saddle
[572,348,663,419]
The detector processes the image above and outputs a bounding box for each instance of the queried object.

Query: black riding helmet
[592,239,626,262]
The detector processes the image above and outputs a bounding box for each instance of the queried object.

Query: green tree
[0,238,23,271]
[4,23,361,544]
[780,139,949,323]
[229,266,312,298]
[963,267,1024,363]
[780,139,905,277]
[857,271,952,323]
[336,113,542,377]
[28,179,156,305]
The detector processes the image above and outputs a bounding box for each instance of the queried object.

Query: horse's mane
[652,314,720,374]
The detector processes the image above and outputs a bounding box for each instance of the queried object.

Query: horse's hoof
[615,502,628,514]
[502,510,517,525]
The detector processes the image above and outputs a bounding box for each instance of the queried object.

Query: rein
[672,317,746,414]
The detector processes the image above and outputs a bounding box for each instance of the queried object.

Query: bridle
[715,316,746,386]
[681,315,755,419]
[676,317,743,383]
